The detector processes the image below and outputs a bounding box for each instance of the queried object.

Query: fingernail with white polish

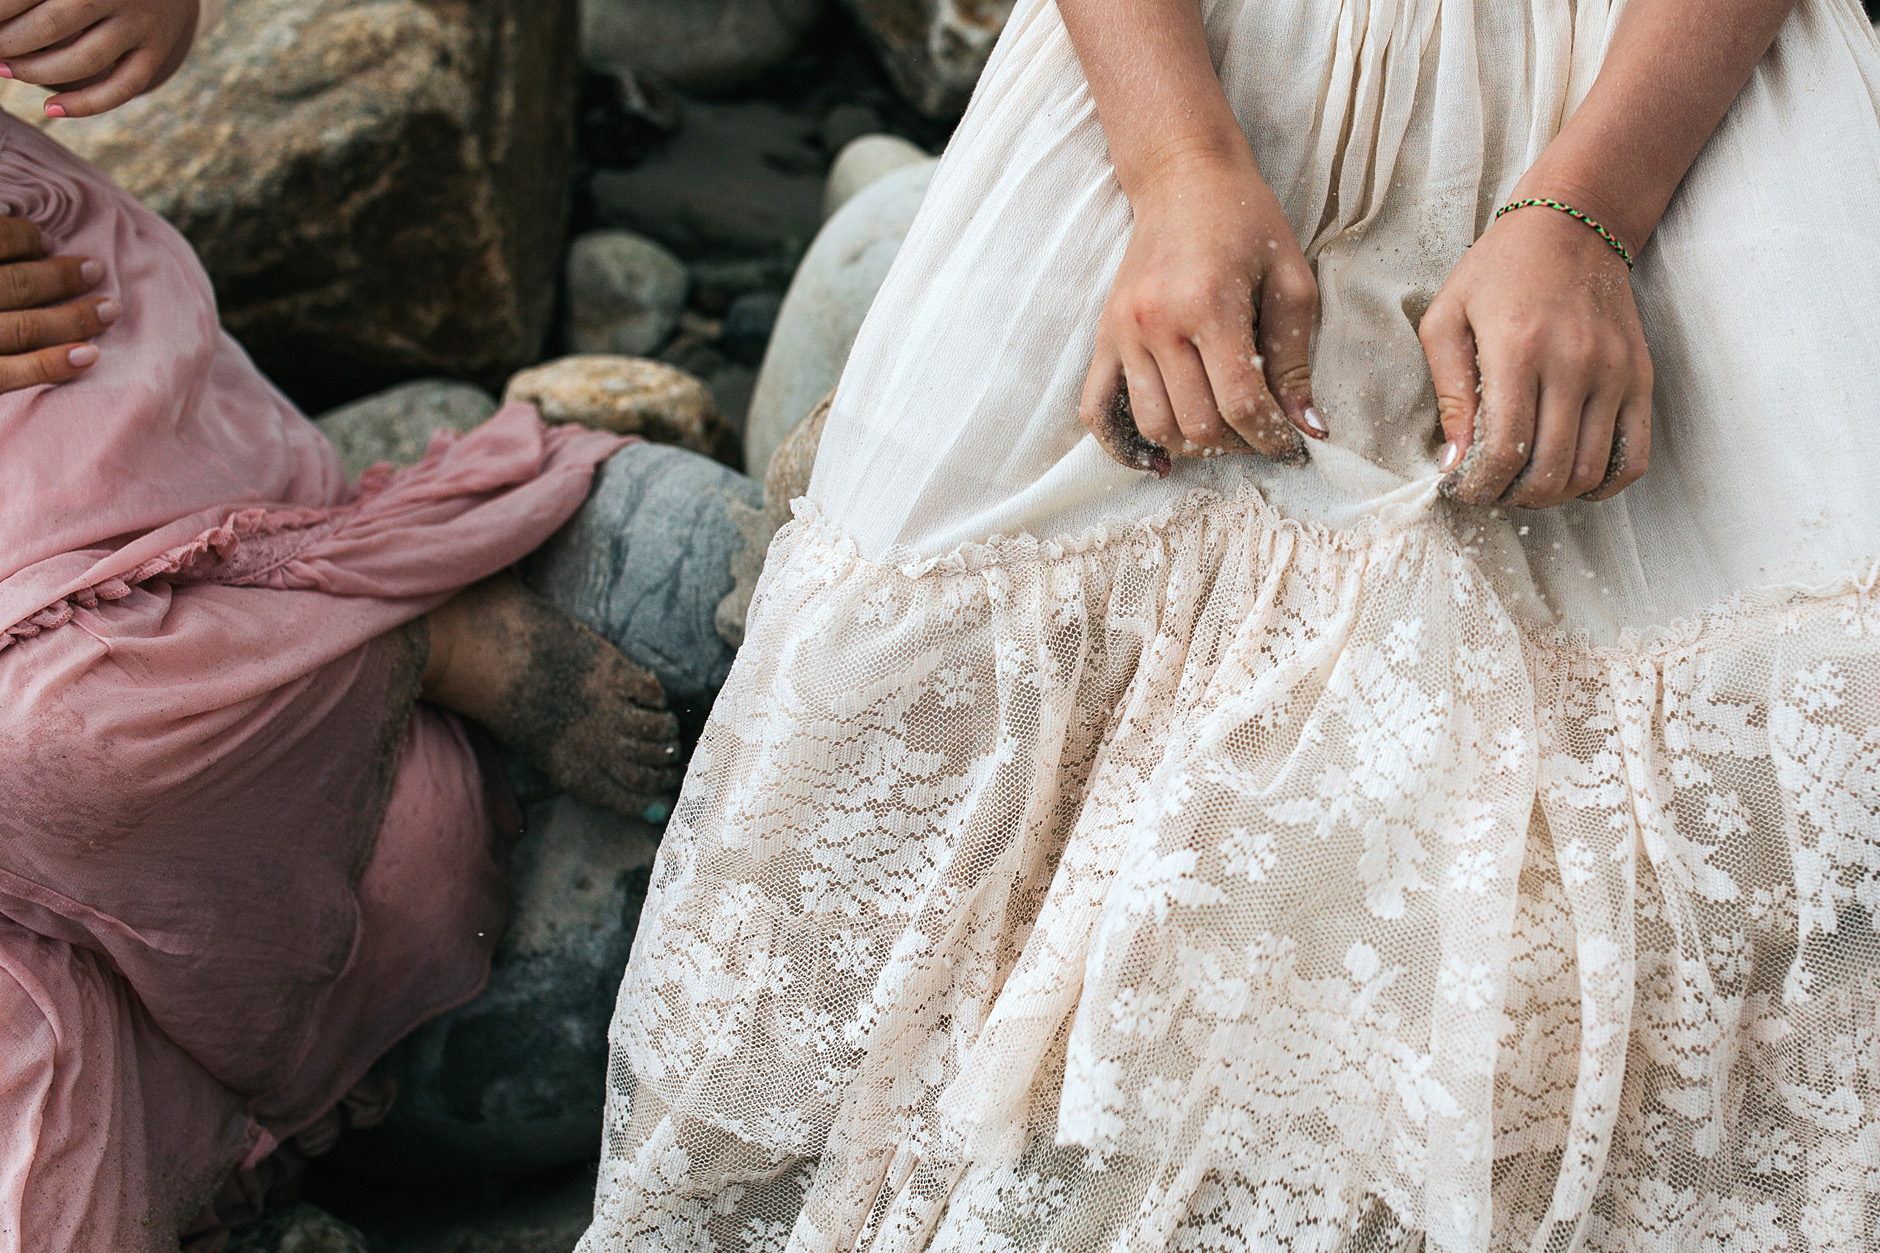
[1439,441,1462,472]
[95,298,121,324]
[68,344,99,367]
[79,260,102,285]
[1302,405,1328,437]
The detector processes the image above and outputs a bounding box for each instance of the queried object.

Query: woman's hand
[1081,150,1325,477]
[1419,204,1652,507]
[0,216,115,389]
[0,0,199,118]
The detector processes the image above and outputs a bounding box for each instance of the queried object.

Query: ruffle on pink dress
[0,115,622,1249]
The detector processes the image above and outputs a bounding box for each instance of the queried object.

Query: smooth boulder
[840,0,1016,118]
[581,0,823,94]
[565,231,690,357]
[0,0,579,407]
[314,380,500,479]
[526,442,765,729]
[745,155,936,476]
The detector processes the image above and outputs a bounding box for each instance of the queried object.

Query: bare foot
[422,574,683,820]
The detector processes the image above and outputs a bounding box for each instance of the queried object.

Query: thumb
[1418,299,1480,481]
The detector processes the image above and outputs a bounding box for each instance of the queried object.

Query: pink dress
[0,116,621,1249]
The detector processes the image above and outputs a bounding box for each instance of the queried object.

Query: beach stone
[840,0,1015,118]
[746,156,935,476]
[504,356,736,462]
[721,291,784,366]
[227,1204,369,1253]
[822,133,930,220]
[314,380,500,479]
[590,99,824,267]
[333,796,662,1180]
[565,231,690,357]
[526,442,764,725]
[581,0,824,94]
[0,0,579,408]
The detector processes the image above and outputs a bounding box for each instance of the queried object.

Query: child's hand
[0,0,200,119]
[1080,149,1325,477]
[1420,203,1653,508]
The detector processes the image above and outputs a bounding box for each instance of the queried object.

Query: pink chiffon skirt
[0,114,621,1249]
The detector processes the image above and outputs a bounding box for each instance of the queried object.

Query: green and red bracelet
[1494,198,1635,270]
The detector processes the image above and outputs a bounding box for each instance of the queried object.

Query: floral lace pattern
[580,488,1880,1253]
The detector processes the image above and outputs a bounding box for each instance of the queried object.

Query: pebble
[564,230,689,357]
[581,0,824,95]
[721,292,784,366]
[504,356,735,462]
[822,133,930,221]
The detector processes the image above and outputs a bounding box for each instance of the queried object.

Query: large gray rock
[526,442,764,732]
[581,0,824,95]
[565,231,689,358]
[314,380,501,479]
[841,0,1016,118]
[0,0,579,406]
[336,795,661,1180]
[745,155,935,476]
[590,99,824,269]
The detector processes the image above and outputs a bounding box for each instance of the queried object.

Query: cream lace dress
[580,0,1880,1248]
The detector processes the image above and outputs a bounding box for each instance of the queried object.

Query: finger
[43,48,152,117]
[1448,334,1539,504]
[1499,375,1590,509]
[1581,388,1652,502]
[0,0,44,27]
[0,254,103,311]
[5,16,128,85]
[1418,297,1479,480]
[1197,323,1303,463]
[0,340,99,390]
[0,0,97,60]
[1257,259,1325,439]
[1562,384,1623,500]
[1079,329,1170,476]
[0,294,117,354]
[0,217,43,265]
[1119,341,1181,455]
[1155,337,1237,454]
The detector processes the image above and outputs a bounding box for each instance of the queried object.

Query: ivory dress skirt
[0,116,621,1249]
[583,1,1880,1249]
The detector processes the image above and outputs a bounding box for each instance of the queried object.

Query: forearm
[1518,0,1799,253]
[1057,0,1250,200]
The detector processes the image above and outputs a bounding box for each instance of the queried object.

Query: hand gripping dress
[582,1,1880,1249]
[0,117,621,1249]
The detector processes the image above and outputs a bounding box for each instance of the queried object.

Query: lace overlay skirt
[582,0,1880,1247]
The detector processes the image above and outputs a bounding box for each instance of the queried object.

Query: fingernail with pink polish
[79,260,102,284]
[95,298,121,324]
[68,344,99,367]
[43,102,64,119]
[0,64,13,80]
[1302,405,1328,437]
[1439,441,1463,472]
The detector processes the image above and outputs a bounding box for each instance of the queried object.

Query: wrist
[1115,127,1259,208]
[1510,164,1659,260]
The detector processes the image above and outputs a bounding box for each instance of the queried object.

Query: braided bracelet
[1494,198,1635,270]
